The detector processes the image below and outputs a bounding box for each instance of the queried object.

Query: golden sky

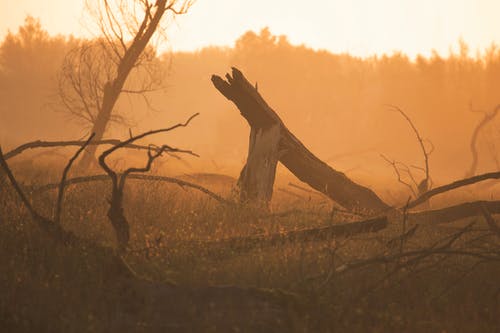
[1,0,500,58]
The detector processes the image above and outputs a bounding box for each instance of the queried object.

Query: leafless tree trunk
[58,0,193,169]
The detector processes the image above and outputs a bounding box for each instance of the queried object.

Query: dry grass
[0,166,499,332]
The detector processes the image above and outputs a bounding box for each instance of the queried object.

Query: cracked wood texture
[212,67,389,214]
[238,123,281,206]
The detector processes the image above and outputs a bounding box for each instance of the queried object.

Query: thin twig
[387,105,431,184]
[380,154,417,196]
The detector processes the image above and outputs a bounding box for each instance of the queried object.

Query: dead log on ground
[177,216,388,258]
[212,67,389,214]
[409,200,500,225]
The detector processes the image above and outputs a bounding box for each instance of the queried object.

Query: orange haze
[2,18,500,205]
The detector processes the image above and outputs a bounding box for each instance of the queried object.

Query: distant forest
[2,17,500,191]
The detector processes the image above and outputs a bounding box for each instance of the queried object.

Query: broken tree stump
[238,123,281,206]
[212,67,389,214]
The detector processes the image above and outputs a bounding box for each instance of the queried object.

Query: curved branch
[466,104,500,177]
[32,174,234,206]
[0,147,68,240]
[55,133,95,224]
[98,112,199,166]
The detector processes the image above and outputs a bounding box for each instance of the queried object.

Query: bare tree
[97,113,198,252]
[58,0,194,169]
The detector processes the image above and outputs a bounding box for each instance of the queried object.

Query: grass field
[0,165,499,332]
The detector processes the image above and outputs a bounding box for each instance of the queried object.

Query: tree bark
[238,124,280,206]
[78,1,172,169]
[212,67,389,214]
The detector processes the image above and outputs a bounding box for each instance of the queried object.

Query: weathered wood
[238,124,280,206]
[212,67,389,213]
[409,200,500,225]
[182,216,389,258]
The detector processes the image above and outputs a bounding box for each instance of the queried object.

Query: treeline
[2,19,500,188]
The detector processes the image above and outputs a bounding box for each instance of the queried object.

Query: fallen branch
[336,222,478,274]
[32,174,233,205]
[185,216,388,258]
[407,171,500,209]
[409,200,500,225]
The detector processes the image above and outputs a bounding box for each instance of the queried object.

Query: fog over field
[1,2,499,332]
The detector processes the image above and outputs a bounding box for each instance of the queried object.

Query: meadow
[0,156,498,332]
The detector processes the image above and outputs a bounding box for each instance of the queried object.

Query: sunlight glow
[1,0,500,57]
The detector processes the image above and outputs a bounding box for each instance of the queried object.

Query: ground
[0,168,499,332]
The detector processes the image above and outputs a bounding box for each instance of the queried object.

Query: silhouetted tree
[57,0,193,168]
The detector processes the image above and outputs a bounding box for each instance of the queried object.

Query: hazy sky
[1,0,499,58]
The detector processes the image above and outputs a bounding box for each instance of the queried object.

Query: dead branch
[99,113,199,162]
[407,171,500,209]
[387,105,431,185]
[336,222,478,274]
[409,200,500,225]
[4,138,192,160]
[32,174,233,205]
[55,133,95,224]
[466,104,500,177]
[384,105,432,203]
[0,147,76,242]
[58,0,195,169]
[97,113,199,252]
[186,216,388,258]
[212,67,389,213]
[211,68,500,227]
[286,183,366,217]
[0,145,151,279]
[380,154,418,197]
